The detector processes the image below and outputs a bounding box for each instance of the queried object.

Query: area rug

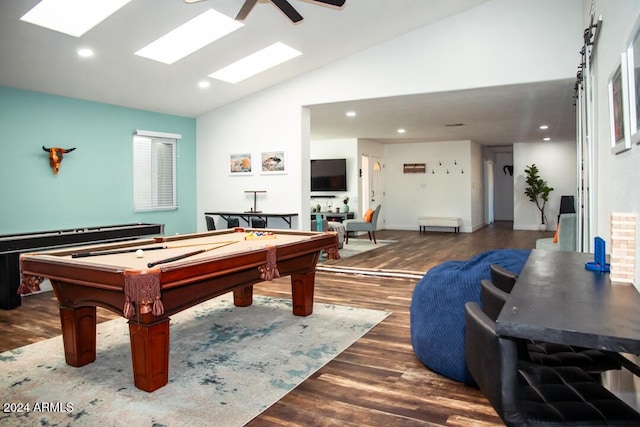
[0,295,389,427]
[324,239,395,261]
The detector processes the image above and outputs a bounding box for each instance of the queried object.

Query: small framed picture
[608,53,631,154]
[229,153,253,175]
[260,151,286,174]
[626,17,640,144]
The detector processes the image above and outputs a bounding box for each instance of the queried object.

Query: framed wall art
[229,153,253,175]
[260,151,286,174]
[626,16,640,144]
[608,53,631,154]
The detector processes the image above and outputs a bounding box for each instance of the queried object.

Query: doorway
[360,155,385,227]
[484,160,494,224]
[493,153,514,221]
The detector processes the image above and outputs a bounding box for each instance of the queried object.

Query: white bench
[418,217,462,233]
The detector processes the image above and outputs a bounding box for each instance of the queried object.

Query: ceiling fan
[184,0,346,23]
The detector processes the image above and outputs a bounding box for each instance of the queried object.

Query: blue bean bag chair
[410,249,530,384]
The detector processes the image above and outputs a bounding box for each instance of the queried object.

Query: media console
[310,212,355,223]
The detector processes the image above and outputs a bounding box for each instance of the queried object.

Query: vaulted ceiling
[0,0,576,146]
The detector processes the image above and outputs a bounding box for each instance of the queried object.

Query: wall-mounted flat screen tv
[311,158,347,192]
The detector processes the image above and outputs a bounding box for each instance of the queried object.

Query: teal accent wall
[0,86,197,236]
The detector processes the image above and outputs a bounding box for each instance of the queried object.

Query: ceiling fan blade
[313,0,346,6]
[271,0,304,23]
[235,0,258,20]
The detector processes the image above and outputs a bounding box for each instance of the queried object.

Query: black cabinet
[0,223,164,309]
[310,212,355,222]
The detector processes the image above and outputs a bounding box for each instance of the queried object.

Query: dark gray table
[496,249,640,354]
[204,212,298,228]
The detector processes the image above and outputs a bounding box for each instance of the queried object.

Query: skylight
[20,0,133,37]
[135,9,243,65]
[209,42,302,84]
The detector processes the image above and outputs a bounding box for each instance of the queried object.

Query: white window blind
[133,131,179,212]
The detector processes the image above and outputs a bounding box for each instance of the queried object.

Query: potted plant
[524,164,554,229]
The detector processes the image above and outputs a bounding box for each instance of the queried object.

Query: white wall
[513,140,577,230]
[198,98,306,230]
[383,140,474,231]
[588,0,640,283]
[589,1,640,409]
[196,0,582,232]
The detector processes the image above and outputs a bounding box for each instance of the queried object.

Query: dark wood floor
[0,222,551,426]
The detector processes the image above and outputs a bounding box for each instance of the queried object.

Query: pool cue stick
[147,241,237,268]
[72,246,166,258]
[71,241,237,258]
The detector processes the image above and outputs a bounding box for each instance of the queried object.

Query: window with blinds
[133,130,179,212]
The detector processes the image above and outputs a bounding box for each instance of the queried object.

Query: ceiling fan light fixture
[234,0,346,23]
[135,9,243,65]
[209,42,302,84]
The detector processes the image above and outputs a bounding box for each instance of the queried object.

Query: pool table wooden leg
[59,306,97,367]
[233,285,253,307]
[291,271,315,316]
[128,318,170,392]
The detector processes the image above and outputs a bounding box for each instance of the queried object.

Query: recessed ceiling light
[135,9,243,65]
[209,42,302,84]
[20,0,133,37]
[198,80,211,89]
[397,128,406,134]
[539,125,549,130]
[346,111,356,117]
[77,47,94,58]
[543,137,551,141]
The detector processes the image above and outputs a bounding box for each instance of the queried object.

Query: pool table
[19,228,339,392]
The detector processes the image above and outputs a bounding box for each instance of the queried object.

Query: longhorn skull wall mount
[42,146,76,174]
